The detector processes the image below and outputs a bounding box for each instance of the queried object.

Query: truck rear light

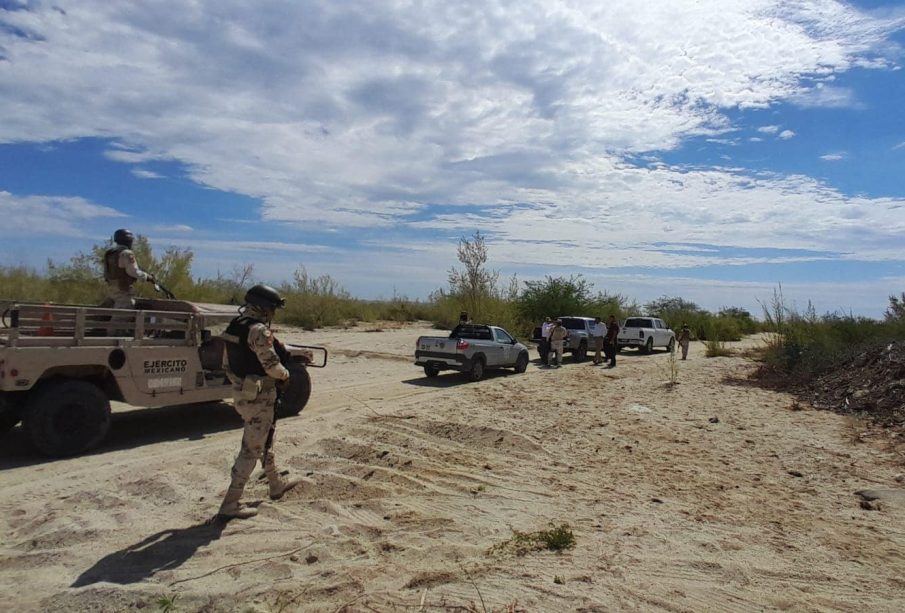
[456,339,470,350]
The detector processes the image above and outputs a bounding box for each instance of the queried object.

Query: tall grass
[757,287,905,380]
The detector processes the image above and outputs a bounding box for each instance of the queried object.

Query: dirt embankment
[805,340,905,429]
[1,325,904,612]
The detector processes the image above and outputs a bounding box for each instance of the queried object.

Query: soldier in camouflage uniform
[217,284,301,521]
[103,229,155,309]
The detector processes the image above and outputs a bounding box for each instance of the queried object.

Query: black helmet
[244,284,286,310]
[113,228,134,248]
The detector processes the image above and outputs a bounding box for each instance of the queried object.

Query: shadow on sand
[72,521,227,587]
[1,401,243,469]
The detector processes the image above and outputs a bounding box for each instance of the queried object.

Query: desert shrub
[756,287,905,380]
[718,306,759,335]
[516,275,635,337]
[490,523,576,556]
[704,338,733,357]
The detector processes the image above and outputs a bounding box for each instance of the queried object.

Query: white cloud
[0,1,900,228]
[132,168,163,179]
[0,191,124,237]
[778,129,796,140]
[151,223,193,233]
[820,152,846,161]
[894,141,905,150]
[788,84,860,108]
[758,125,781,134]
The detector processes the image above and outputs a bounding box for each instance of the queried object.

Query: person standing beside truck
[591,317,606,365]
[216,284,301,521]
[549,319,569,367]
[540,316,553,362]
[103,228,156,309]
[604,315,619,368]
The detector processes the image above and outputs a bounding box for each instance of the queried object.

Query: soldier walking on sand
[678,323,692,360]
[103,228,156,309]
[216,284,301,521]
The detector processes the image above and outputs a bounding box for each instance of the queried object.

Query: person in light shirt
[591,317,607,365]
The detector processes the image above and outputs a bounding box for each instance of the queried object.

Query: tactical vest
[103,246,134,291]
[224,316,268,378]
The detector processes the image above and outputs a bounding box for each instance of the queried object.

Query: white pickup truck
[617,316,676,354]
[415,323,530,381]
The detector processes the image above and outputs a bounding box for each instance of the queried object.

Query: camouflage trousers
[227,379,279,492]
[549,340,564,365]
[107,288,136,310]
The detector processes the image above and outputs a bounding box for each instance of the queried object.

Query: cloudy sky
[1,0,904,316]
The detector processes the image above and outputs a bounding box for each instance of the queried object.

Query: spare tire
[25,379,111,456]
[278,364,311,418]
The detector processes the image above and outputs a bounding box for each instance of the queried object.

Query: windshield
[449,324,492,340]
[560,318,589,330]
[624,318,652,328]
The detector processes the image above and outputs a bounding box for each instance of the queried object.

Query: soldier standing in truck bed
[103,228,156,309]
[216,284,301,521]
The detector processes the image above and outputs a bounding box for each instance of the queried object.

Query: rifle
[152,280,176,300]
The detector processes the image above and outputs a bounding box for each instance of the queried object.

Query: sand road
[1,323,904,612]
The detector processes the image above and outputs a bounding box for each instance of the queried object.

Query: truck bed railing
[1,303,197,348]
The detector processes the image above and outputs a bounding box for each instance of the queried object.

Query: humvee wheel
[278,364,311,418]
[25,380,111,457]
[423,364,441,378]
[1,394,23,433]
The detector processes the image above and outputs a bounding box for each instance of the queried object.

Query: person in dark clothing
[604,315,619,367]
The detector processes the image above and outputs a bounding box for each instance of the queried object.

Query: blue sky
[1,1,905,317]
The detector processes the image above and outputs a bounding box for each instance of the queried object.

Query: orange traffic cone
[37,303,54,336]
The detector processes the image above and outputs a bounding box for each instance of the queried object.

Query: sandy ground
[1,322,904,612]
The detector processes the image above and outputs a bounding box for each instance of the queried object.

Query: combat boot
[217,486,258,520]
[268,475,302,500]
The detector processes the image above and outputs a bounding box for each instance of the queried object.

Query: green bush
[757,288,905,379]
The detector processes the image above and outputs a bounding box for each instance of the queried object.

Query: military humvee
[0,298,326,457]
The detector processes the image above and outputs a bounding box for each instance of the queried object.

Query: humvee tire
[25,379,112,456]
[1,394,23,433]
[278,364,311,418]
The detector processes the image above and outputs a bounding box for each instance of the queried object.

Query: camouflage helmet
[244,284,286,310]
[113,228,134,248]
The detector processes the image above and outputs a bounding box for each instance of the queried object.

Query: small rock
[651,498,664,504]
[305,554,319,564]
[708,417,719,424]
[787,470,804,478]
[895,474,904,483]
[289,555,299,562]
[860,499,880,511]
